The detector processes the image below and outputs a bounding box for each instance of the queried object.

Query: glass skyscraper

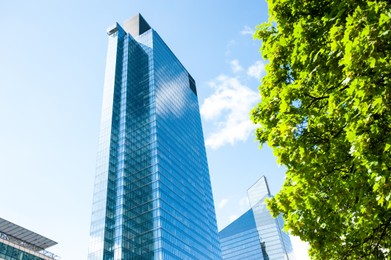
[88,14,221,260]
[219,176,294,260]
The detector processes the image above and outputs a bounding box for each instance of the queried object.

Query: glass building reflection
[219,176,294,260]
[88,14,221,260]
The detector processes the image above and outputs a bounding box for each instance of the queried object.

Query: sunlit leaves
[252,0,391,259]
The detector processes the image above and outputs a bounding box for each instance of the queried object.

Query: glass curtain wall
[219,177,294,260]
[88,17,221,260]
[248,177,294,260]
[88,23,156,259]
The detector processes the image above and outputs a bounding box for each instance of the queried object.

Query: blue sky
[0,1,308,259]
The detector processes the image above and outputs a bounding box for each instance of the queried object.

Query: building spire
[123,13,151,37]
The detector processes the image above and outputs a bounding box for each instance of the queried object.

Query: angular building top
[123,13,151,37]
[248,176,271,207]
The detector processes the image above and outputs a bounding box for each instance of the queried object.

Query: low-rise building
[0,218,59,260]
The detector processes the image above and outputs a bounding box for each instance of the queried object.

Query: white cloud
[201,75,259,149]
[239,197,249,208]
[247,60,265,80]
[229,59,243,73]
[225,40,236,57]
[241,25,255,36]
[229,215,239,222]
[218,198,229,209]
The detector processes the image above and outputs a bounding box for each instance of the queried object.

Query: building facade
[88,14,221,260]
[219,177,294,260]
[0,218,59,260]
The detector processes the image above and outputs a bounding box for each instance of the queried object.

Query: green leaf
[253,0,391,258]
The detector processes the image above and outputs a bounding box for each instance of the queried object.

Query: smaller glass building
[0,218,59,260]
[219,177,294,260]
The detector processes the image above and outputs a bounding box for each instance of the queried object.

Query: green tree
[251,0,391,259]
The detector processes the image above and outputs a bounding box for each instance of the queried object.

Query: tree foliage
[251,0,391,259]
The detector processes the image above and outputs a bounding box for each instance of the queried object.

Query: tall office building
[0,218,59,260]
[88,14,221,259]
[219,176,294,260]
